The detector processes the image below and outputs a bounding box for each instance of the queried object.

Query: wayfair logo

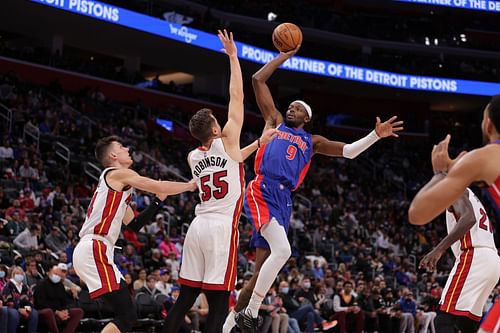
[169,24,198,43]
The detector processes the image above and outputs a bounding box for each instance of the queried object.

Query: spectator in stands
[18,189,36,210]
[33,251,49,276]
[0,140,14,159]
[0,264,20,333]
[145,248,165,272]
[1,266,38,333]
[44,226,69,253]
[123,227,145,253]
[13,223,40,254]
[34,265,84,333]
[156,268,172,296]
[138,275,162,298]
[333,281,364,333]
[166,251,180,273]
[311,260,325,280]
[358,285,378,332]
[3,211,26,237]
[25,259,43,288]
[5,199,26,220]
[399,290,416,333]
[124,273,135,296]
[159,234,179,259]
[121,243,142,272]
[295,277,315,305]
[279,280,335,333]
[18,159,37,181]
[57,263,81,301]
[144,213,165,235]
[261,286,289,333]
[133,269,147,290]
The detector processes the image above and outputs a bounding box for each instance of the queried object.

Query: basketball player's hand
[374,116,404,138]
[419,248,444,272]
[281,44,301,58]
[260,128,278,146]
[188,179,197,192]
[431,134,452,173]
[218,29,237,57]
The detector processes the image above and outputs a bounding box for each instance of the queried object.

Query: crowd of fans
[0,66,498,333]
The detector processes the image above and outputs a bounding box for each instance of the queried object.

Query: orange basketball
[272,23,303,52]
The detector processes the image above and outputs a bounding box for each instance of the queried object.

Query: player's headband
[292,100,312,119]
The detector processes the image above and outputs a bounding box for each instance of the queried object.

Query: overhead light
[267,12,277,21]
[434,38,439,46]
[424,37,430,46]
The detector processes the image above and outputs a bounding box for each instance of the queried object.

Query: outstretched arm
[220,30,244,152]
[108,168,196,196]
[240,129,278,161]
[419,190,475,271]
[252,48,299,130]
[313,116,403,157]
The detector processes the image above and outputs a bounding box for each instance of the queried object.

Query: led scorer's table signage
[395,0,500,13]
[31,0,500,96]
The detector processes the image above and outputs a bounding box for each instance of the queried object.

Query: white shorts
[179,213,239,291]
[440,247,500,321]
[73,234,123,299]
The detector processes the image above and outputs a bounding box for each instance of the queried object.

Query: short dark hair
[189,108,216,143]
[488,95,500,132]
[95,135,121,166]
[343,281,353,287]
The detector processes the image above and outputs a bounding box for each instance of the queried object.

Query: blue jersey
[254,123,313,191]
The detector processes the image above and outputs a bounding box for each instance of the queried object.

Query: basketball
[272,23,303,52]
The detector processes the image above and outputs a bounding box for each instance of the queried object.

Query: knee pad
[274,242,291,263]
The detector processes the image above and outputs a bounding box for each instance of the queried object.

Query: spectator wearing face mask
[34,265,84,333]
[0,264,20,333]
[1,266,38,333]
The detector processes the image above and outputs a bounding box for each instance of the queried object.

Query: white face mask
[14,274,24,283]
[0,271,5,278]
[49,274,61,284]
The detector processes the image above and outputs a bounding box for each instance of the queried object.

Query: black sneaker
[234,309,261,333]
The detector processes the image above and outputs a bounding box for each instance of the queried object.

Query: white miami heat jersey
[445,188,496,258]
[189,138,244,216]
[79,167,133,245]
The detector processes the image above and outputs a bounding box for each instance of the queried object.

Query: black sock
[434,312,457,333]
[162,285,201,333]
[204,290,230,333]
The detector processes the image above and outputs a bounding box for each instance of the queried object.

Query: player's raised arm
[109,168,196,196]
[219,30,244,152]
[409,136,482,225]
[418,190,475,272]
[252,48,299,130]
[313,116,403,157]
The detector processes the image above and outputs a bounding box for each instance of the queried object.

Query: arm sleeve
[126,197,162,233]
[342,130,380,159]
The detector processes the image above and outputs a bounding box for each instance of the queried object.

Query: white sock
[223,310,236,333]
[246,291,265,318]
[245,219,291,318]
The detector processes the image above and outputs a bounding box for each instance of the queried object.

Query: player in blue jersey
[223,47,404,333]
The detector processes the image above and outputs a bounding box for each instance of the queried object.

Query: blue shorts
[244,176,292,250]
